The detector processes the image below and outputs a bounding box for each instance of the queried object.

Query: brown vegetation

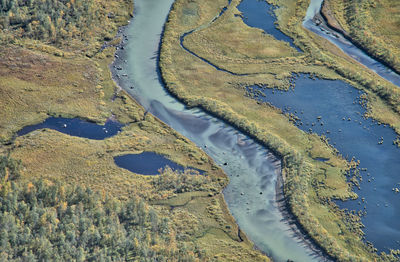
[0,0,270,260]
[160,0,400,260]
[323,0,400,74]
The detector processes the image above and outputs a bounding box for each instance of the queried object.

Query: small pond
[114,152,203,175]
[17,117,124,140]
[248,74,400,252]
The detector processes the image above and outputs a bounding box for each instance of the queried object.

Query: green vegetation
[323,0,400,74]
[160,0,400,260]
[0,155,21,184]
[0,0,270,260]
[0,179,196,261]
[0,0,132,55]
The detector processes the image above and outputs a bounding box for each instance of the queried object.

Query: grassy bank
[0,0,269,260]
[322,0,400,75]
[160,0,400,260]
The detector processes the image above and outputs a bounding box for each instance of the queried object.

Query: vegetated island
[0,0,269,260]
[160,0,400,260]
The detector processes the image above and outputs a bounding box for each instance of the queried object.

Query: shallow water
[110,0,326,260]
[237,0,301,52]
[17,117,123,140]
[249,74,400,252]
[301,0,400,252]
[114,152,201,175]
[303,0,400,87]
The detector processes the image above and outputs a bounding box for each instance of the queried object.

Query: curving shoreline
[303,0,400,87]
[109,0,329,261]
[319,0,400,76]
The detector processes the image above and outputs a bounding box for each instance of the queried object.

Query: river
[300,0,400,253]
[110,0,327,261]
[303,0,400,87]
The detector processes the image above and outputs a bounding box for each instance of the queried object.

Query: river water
[303,0,400,87]
[111,0,326,261]
[300,0,400,252]
[249,74,400,252]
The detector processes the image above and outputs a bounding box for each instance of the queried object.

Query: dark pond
[114,152,203,175]
[17,117,123,140]
[237,0,301,52]
[248,74,400,252]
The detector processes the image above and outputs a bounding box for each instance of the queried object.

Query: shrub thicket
[0,180,200,261]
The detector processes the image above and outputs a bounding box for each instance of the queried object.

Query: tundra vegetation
[0,0,269,261]
[160,0,400,260]
[322,0,400,74]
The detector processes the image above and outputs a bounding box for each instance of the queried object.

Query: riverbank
[1,0,271,260]
[275,165,333,262]
[159,0,400,260]
[320,0,400,76]
[322,0,400,74]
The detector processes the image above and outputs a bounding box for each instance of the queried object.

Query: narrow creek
[111,0,327,261]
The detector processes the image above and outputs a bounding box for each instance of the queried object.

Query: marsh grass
[324,0,400,74]
[160,0,400,260]
[0,0,272,259]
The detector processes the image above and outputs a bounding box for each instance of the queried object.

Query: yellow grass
[159,0,399,260]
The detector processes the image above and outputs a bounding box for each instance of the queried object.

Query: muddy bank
[276,173,333,262]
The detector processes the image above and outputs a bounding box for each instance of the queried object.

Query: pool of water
[237,0,301,52]
[248,74,400,252]
[114,152,202,175]
[17,117,123,140]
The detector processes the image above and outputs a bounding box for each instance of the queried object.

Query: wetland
[160,0,400,260]
[2,0,400,260]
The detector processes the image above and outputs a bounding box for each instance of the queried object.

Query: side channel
[303,0,400,87]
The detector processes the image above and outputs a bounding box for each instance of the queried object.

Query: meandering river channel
[110,0,400,259]
[111,0,327,261]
